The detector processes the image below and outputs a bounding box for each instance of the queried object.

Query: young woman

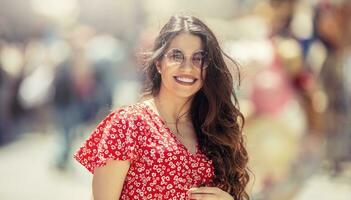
[74,14,250,200]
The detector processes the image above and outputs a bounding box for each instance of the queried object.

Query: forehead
[167,33,203,53]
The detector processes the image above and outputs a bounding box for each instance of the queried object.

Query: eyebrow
[168,48,205,54]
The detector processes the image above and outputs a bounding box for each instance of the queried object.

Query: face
[156,33,207,100]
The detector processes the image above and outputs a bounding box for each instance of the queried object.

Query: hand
[187,187,234,200]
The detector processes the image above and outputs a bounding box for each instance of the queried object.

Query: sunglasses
[164,48,209,69]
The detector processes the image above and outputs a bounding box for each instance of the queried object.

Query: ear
[155,60,162,74]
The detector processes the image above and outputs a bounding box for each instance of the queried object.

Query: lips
[173,75,197,85]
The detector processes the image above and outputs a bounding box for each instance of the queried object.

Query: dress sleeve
[73,108,139,174]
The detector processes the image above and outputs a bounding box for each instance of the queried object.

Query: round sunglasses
[163,48,209,69]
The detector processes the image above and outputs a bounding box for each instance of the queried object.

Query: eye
[168,49,184,63]
[192,51,205,65]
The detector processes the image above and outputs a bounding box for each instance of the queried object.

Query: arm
[92,160,131,200]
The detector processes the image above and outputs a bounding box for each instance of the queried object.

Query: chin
[173,88,201,99]
[161,81,203,100]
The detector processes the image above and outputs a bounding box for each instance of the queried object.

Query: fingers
[188,186,221,194]
[187,187,233,200]
[187,187,219,200]
[188,193,217,200]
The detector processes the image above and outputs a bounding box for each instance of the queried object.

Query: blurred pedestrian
[315,0,351,175]
[53,27,100,171]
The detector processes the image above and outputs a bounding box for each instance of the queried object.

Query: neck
[153,90,193,123]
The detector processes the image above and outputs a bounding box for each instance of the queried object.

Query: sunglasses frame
[163,48,209,70]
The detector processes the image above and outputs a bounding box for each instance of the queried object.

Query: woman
[74,14,250,200]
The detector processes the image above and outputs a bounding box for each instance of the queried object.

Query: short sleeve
[73,108,139,174]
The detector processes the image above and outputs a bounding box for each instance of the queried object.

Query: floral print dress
[74,102,214,199]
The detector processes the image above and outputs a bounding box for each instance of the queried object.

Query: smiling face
[156,33,207,100]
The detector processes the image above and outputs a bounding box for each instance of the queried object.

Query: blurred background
[0,0,350,199]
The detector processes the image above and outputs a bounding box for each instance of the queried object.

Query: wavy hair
[141,14,250,200]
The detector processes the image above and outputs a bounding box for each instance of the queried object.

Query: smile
[174,76,197,85]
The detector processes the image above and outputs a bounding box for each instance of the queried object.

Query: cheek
[159,67,176,84]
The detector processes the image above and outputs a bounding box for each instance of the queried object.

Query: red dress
[74,102,215,199]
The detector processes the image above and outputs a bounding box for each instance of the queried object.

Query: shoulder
[108,102,149,127]
[74,102,147,173]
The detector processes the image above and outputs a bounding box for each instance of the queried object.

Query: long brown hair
[141,14,250,200]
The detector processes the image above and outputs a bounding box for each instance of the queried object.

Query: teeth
[175,77,195,83]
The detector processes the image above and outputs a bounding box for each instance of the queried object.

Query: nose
[180,58,194,71]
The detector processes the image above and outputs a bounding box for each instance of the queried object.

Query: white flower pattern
[74,102,215,199]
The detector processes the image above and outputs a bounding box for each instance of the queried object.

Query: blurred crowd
[0,0,350,199]
[231,0,351,198]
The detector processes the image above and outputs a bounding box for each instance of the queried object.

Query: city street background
[1,0,351,199]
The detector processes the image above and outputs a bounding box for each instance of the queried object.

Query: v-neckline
[140,101,199,156]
